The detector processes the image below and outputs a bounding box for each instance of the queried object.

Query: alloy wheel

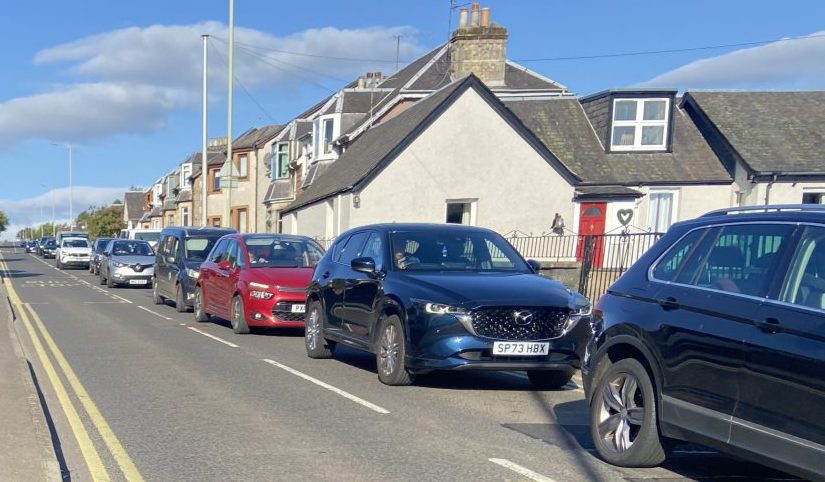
[306,308,321,351]
[231,298,241,330]
[595,372,645,454]
[378,323,399,376]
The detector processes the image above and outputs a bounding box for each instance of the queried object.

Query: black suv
[582,205,825,481]
[153,227,236,312]
[305,223,591,387]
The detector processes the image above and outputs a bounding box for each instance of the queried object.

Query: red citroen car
[194,234,324,333]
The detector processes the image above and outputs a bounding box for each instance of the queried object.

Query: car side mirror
[218,260,231,271]
[351,257,376,275]
[166,256,176,264]
[527,259,542,273]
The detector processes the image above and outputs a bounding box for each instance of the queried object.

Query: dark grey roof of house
[574,186,643,199]
[233,128,260,150]
[378,46,444,89]
[505,97,731,185]
[176,190,192,203]
[124,192,145,221]
[684,91,825,175]
[255,124,286,145]
[191,150,228,176]
[284,77,475,213]
[162,199,177,211]
[294,120,312,139]
[148,205,163,217]
[264,180,293,203]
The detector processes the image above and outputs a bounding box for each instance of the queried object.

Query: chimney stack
[458,7,468,28]
[480,7,490,27]
[450,4,508,86]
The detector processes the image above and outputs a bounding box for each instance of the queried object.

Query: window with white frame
[322,118,334,154]
[181,207,190,226]
[647,191,677,233]
[611,98,670,151]
[238,154,248,179]
[180,164,192,188]
[445,199,477,226]
[272,142,289,179]
[152,184,162,205]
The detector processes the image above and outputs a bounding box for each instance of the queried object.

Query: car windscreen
[246,237,324,268]
[63,239,89,248]
[389,230,530,272]
[94,239,113,252]
[184,237,221,262]
[111,241,153,256]
[135,232,160,243]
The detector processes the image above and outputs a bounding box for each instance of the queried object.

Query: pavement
[0,265,61,480]
[0,247,804,482]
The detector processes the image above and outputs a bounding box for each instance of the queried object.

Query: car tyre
[230,296,250,334]
[175,284,188,313]
[376,315,414,386]
[152,278,163,305]
[590,358,666,468]
[99,270,107,285]
[527,369,575,390]
[106,275,115,288]
[56,258,62,270]
[304,300,335,359]
[194,287,209,322]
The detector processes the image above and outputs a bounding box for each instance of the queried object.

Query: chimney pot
[357,76,365,89]
[366,72,374,79]
[480,7,490,27]
[374,71,383,84]
[459,8,468,28]
[470,3,480,26]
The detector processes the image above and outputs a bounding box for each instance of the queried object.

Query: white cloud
[0,22,422,150]
[643,31,825,89]
[0,186,126,240]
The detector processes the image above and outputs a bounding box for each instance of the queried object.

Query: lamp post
[51,143,74,229]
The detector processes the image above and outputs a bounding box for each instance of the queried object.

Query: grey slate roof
[505,97,731,185]
[683,91,825,176]
[176,190,192,203]
[124,192,145,222]
[284,77,472,213]
[162,199,177,211]
[264,180,292,203]
[191,150,228,177]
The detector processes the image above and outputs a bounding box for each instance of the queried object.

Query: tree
[0,210,7,235]
[85,206,125,238]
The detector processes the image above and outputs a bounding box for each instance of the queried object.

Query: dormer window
[610,98,669,151]
[180,163,192,188]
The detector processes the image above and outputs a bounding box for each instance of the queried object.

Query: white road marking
[110,294,133,304]
[137,305,174,321]
[83,301,127,304]
[489,459,559,482]
[186,327,239,348]
[179,323,186,326]
[262,358,390,415]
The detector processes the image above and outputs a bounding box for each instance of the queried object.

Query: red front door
[577,202,607,268]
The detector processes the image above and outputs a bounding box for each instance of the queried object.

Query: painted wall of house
[633,185,733,232]
[345,88,575,234]
[746,181,825,206]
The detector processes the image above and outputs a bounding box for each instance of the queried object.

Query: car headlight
[112,261,126,268]
[186,268,200,279]
[250,290,274,300]
[570,304,592,317]
[423,302,467,315]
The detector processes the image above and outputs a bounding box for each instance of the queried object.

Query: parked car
[89,237,114,274]
[56,237,91,269]
[98,239,155,288]
[41,239,58,259]
[304,224,591,387]
[581,205,825,481]
[153,227,236,312]
[195,233,324,334]
[56,230,89,248]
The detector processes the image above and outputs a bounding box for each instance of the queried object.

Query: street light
[51,143,73,229]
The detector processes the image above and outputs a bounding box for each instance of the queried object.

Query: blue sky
[1,0,824,237]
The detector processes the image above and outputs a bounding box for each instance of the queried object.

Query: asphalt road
[0,247,802,482]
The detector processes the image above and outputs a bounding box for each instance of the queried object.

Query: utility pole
[225,0,235,230]
[202,34,209,227]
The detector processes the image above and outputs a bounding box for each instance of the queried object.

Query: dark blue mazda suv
[304,223,591,387]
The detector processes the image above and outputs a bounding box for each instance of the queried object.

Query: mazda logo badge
[513,310,534,326]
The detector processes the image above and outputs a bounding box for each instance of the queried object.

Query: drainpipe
[764,173,778,206]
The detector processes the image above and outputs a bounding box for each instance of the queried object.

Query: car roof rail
[702,204,825,217]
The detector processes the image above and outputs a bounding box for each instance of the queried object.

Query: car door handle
[657,297,679,310]
[755,317,780,334]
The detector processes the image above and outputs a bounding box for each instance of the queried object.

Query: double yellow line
[0,254,144,482]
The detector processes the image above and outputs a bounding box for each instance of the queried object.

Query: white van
[120,229,161,249]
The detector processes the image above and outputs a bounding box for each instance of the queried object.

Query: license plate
[129,279,148,285]
[492,341,550,356]
[290,304,306,313]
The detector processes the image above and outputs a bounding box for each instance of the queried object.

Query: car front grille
[470,307,569,340]
[272,302,305,322]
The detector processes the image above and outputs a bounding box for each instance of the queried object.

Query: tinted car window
[112,241,153,256]
[246,237,324,268]
[336,232,369,265]
[63,239,89,248]
[685,224,793,297]
[652,229,706,282]
[361,232,386,272]
[389,230,529,272]
[94,239,112,253]
[780,225,825,311]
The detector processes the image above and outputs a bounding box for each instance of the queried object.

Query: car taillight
[593,295,607,319]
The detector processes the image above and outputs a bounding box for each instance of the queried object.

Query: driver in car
[394,249,420,270]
